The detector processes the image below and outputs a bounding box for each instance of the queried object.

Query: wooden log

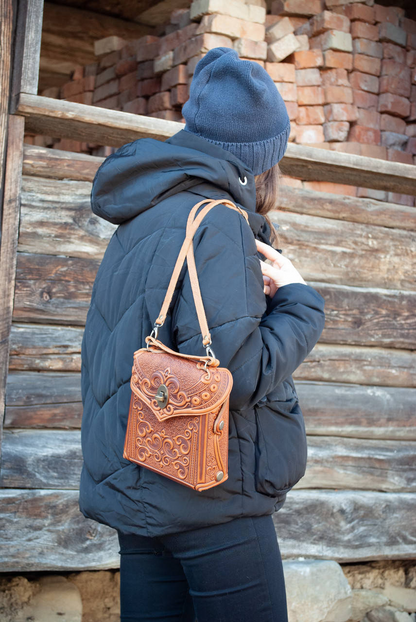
[9,323,82,372]
[4,371,82,428]
[296,344,416,388]
[297,381,416,441]
[0,489,118,572]
[0,116,25,456]
[138,0,191,26]
[19,176,116,259]
[274,211,416,292]
[16,94,416,194]
[22,144,103,182]
[13,253,98,326]
[274,490,416,562]
[276,185,416,231]
[0,489,414,570]
[2,430,415,493]
[0,0,13,185]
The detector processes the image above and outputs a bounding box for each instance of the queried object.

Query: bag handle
[150,199,249,356]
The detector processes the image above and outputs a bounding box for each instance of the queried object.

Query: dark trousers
[117,514,289,622]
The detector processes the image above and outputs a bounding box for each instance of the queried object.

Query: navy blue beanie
[182,47,290,176]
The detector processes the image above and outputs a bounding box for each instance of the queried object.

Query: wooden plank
[274,490,416,562]
[2,430,415,493]
[0,489,119,572]
[276,185,416,231]
[0,489,414,570]
[9,0,43,109]
[296,344,416,388]
[12,254,416,350]
[137,0,190,26]
[0,0,14,200]
[0,116,25,455]
[297,381,416,441]
[23,144,104,182]
[274,211,416,292]
[4,371,82,429]
[15,94,416,194]
[13,253,98,326]
[19,176,116,259]
[9,323,82,372]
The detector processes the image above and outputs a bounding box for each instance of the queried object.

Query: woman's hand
[255,239,306,298]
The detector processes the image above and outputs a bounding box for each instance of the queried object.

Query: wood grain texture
[2,430,415,493]
[297,381,416,441]
[0,116,25,455]
[0,489,414,570]
[15,95,416,194]
[0,0,13,184]
[4,371,82,428]
[23,144,103,182]
[9,323,82,371]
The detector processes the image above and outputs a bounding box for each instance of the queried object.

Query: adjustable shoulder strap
[154,199,249,348]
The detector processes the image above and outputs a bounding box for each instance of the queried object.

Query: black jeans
[117,514,289,622]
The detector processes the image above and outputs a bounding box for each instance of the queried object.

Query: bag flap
[131,347,233,422]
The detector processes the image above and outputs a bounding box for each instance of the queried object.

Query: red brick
[311,30,353,52]
[66,92,94,105]
[379,22,407,47]
[275,82,297,101]
[171,84,189,107]
[173,34,233,66]
[285,101,299,120]
[234,39,267,60]
[310,11,350,36]
[406,124,416,137]
[95,66,116,89]
[297,86,324,105]
[349,125,381,143]
[353,90,379,108]
[353,54,381,76]
[380,114,406,133]
[353,38,383,58]
[324,86,353,104]
[351,21,379,41]
[387,149,413,164]
[410,103,416,121]
[324,103,358,121]
[161,65,188,90]
[159,23,199,56]
[411,85,416,103]
[148,110,183,121]
[122,98,147,115]
[357,187,387,200]
[119,71,137,92]
[136,41,160,63]
[324,50,353,70]
[357,108,380,128]
[137,61,155,80]
[379,75,411,98]
[99,50,121,70]
[344,4,375,24]
[407,33,416,49]
[382,43,406,64]
[280,176,303,188]
[92,79,119,103]
[401,17,416,35]
[350,71,379,94]
[330,141,362,155]
[72,66,84,81]
[374,5,399,26]
[293,49,324,68]
[297,105,325,124]
[406,136,416,154]
[118,86,137,107]
[387,192,414,206]
[323,121,349,141]
[148,92,172,113]
[296,125,325,144]
[137,77,161,97]
[85,63,98,77]
[360,144,387,159]
[303,181,357,196]
[115,58,137,77]
[265,62,296,81]
[271,0,323,17]
[378,93,410,118]
[381,60,411,80]
[321,68,349,86]
[94,95,120,110]
[295,68,322,86]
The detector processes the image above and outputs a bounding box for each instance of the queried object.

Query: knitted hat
[182,47,290,176]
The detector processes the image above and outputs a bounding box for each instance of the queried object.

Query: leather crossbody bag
[123,198,249,491]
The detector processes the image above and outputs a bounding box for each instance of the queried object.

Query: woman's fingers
[255,239,286,267]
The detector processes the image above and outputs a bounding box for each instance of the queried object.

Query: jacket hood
[90,129,275,243]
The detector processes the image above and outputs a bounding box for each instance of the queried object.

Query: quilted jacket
[79,128,326,537]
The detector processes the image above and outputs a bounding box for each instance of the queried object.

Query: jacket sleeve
[171,205,325,411]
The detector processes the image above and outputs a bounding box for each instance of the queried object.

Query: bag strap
[152,199,249,354]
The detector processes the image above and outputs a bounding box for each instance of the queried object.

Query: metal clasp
[146,324,159,349]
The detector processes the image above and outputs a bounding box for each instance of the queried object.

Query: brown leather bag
[123,198,250,491]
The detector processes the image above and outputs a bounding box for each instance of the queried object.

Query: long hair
[254,162,280,248]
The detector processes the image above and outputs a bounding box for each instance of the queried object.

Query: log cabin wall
[1,0,416,619]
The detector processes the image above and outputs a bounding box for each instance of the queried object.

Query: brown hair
[254,162,281,247]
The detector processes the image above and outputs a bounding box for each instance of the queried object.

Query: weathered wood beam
[136,0,191,26]
[15,95,416,194]
[21,145,416,231]
[1,489,414,570]
[0,0,14,201]
[2,430,415,493]
[0,116,25,453]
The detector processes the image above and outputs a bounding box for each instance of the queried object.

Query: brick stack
[26,0,416,204]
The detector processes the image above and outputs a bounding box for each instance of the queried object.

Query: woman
[79,47,325,621]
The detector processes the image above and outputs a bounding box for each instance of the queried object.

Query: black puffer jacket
[79,129,325,537]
